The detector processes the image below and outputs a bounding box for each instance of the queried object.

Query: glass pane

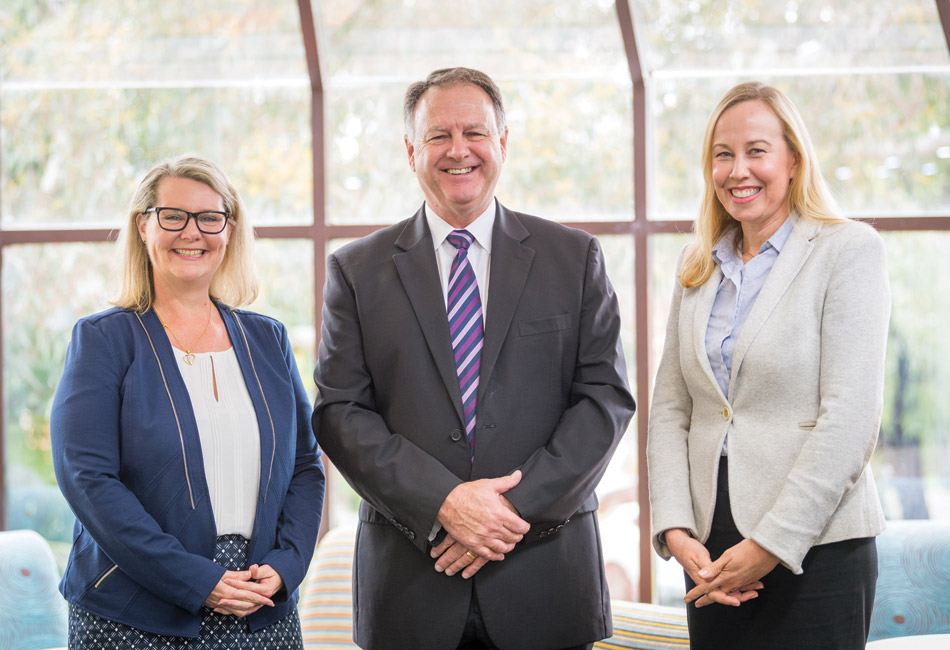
[322,239,361,529]
[594,234,639,601]
[3,243,113,560]
[633,0,949,73]
[875,231,950,521]
[503,79,633,222]
[649,233,691,386]
[1,1,306,84]
[650,74,950,219]
[316,0,633,225]
[325,83,423,225]
[325,79,634,225]
[648,232,692,606]
[315,0,624,78]
[1,87,311,227]
[249,239,316,382]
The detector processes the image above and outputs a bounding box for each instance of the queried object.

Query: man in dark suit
[312,67,635,650]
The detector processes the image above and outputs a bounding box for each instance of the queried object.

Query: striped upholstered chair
[299,526,360,649]
[594,602,688,650]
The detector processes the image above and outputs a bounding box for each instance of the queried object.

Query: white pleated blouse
[173,346,261,538]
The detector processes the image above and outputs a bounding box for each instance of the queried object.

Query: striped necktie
[446,230,484,460]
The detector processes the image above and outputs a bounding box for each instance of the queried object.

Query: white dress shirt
[425,199,495,321]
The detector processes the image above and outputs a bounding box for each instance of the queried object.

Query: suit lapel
[729,217,821,389]
[481,204,534,399]
[690,265,727,401]
[393,207,464,421]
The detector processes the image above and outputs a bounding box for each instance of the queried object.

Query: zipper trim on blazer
[233,312,276,502]
[94,564,119,588]
[135,312,197,510]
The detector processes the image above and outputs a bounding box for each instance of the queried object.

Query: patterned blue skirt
[68,535,303,649]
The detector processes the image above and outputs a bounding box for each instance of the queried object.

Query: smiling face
[712,99,799,235]
[404,83,508,228]
[137,175,231,296]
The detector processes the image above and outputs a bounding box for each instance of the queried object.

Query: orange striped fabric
[594,601,689,650]
[298,526,359,649]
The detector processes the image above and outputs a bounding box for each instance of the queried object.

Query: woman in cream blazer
[648,82,889,650]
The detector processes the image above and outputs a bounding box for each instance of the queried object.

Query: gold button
[722,407,730,420]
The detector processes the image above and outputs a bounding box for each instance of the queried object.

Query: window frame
[2,0,949,604]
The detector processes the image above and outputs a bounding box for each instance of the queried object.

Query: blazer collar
[482,203,534,394]
[391,202,535,422]
[728,215,822,390]
[692,264,726,402]
[393,206,465,421]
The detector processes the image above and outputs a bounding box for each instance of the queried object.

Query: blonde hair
[113,154,258,311]
[678,82,846,288]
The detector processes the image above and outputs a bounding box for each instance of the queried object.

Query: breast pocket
[518,314,572,337]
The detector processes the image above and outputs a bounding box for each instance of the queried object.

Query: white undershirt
[173,346,261,538]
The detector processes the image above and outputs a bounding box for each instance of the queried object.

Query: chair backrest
[594,601,689,650]
[0,529,67,649]
[869,520,950,641]
[299,525,359,650]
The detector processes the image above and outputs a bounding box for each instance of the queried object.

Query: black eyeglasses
[143,207,234,234]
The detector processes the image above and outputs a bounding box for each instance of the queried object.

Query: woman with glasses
[51,154,325,648]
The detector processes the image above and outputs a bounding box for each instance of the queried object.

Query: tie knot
[447,230,474,251]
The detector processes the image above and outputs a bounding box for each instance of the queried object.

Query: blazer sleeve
[313,253,464,554]
[750,225,890,571]
[257,322,326,601]
[502,237,636,530]
[646,248,700,559]
[50,318,224,614]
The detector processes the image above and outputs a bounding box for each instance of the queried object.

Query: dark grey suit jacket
[313,202,635,650]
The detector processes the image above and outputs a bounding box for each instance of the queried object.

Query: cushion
[0,529,68,649]
[299,526,359,649]
[595,601,689,650]
[869,520,950,641]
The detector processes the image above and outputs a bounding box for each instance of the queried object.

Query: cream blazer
[648,218,889,574]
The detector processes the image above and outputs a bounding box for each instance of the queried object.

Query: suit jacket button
[722,406,731,420]
[450,429,462,442]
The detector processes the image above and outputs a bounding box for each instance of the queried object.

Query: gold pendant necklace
[154,302,213,365]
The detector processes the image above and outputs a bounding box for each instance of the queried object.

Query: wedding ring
[465,551,476,560]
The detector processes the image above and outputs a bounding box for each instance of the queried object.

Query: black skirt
[685,458,878,650]
[68,535,303,650]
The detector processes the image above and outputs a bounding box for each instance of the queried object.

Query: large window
[2,0,948,603]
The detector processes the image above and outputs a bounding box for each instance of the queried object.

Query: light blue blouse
[705,215,796,400]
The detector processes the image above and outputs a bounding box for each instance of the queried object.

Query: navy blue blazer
[51,304,325,637]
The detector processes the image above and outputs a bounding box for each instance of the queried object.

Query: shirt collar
[426,199,496,253]
[712,212,797,270]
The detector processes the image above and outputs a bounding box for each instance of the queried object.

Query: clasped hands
[666,529,778,608]
[203,563,284,618]
[430,470,530,579]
